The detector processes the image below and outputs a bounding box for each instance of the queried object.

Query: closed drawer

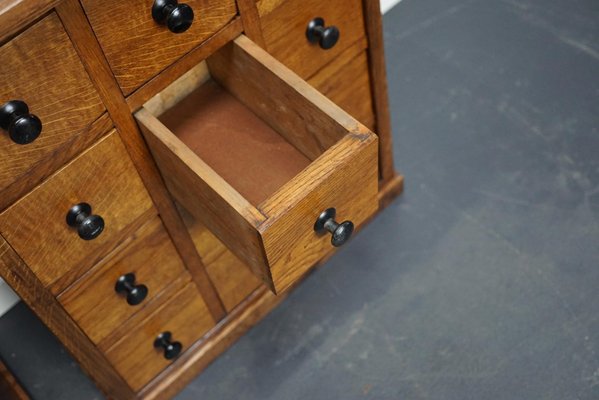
[308,47,375,131]
[58,217,187,345]
[104,281,214,391]
[135,36,378,294]
[0,131,155,290]
[0,13,105,203]
[259,0,366,79]
[80,0,238,95]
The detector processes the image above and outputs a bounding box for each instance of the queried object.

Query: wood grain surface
[0,13,105,208]
[308,44,376,131]
[126,18,243,112]
[80,0,238,94]
[180,208,261,312]
[259,131,379,293]
[363,0,397,183]
[259,0,366,79]
[59,217,188,346]
[236,0,265,47]
[0,0,61,43]
[0,131,155,289]
[104,281,215,391]
[136,107,272,288]
[0,236,136,399]
[57,0,227,321]
[207,36,350,161]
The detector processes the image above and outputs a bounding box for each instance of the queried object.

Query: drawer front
[104,281,214,391]
[0,13,105,198]
[308,47,375,131]
[0,131,155,289]
[137,36,379,294]
[260,0,366,79]
[59,217,187,345]
[259,132,378,292]
[80,0,238,95]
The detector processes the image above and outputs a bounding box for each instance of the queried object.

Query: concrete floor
[1,0,599,398]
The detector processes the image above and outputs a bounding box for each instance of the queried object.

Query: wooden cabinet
[0,0,401,398]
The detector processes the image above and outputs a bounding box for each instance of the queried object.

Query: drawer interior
[157,80,312,206]
[137,35,378,293]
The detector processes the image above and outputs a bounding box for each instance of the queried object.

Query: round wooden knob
[154,331,182,360]
[152,0,194,33]
[66,203,105,241]
[314,208,354,247]
[115,273,148,306]
[306,17,340,50]
[0,100,42,145]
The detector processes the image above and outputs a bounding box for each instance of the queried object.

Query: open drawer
[135,35,378,294]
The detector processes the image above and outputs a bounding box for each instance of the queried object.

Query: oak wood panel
[0,13,105,208]
[80,0,238,95]
[59,217,187,346]
[260,131,379,293]
[308,45,376,131]
[0,0,60,43]
[0,113,112,212]
[143,62,212,116]
[363,0,397,183]
[378,174,404,208]
[207,35,350,161]
[126,18,243,112]
[0,131,155,288]
[104,281,215,391]
[181,208,261,312]
[236,0,265,47]
[259,0,366,79]
[0,237,135,399]
[56,0,227,321]
[255,0,285,17]
[136,108,272,288]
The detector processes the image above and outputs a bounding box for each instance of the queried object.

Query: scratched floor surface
[1,0,599,398]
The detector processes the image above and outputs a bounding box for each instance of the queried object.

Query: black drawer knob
[306,17,340,50]
[152,0,194,34]
[314,208,354,247]
[154,331,182,360]
[0,100,42,145]
[66,203,105,241]
[115,273,148,306]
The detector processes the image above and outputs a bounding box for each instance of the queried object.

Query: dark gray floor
[2,0,599,398]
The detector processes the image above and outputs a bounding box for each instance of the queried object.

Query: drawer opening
[157,79,313,206]
[136,35,379,293]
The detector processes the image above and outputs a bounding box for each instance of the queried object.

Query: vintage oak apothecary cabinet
[0,0,402,398]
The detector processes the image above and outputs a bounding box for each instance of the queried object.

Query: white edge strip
[0,279,19,317]
[381,0,402,14]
